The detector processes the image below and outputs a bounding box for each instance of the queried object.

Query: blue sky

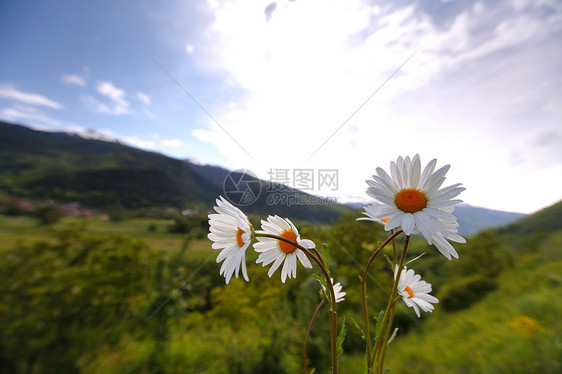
[1,0,561,214]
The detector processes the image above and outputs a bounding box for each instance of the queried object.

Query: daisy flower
[396,266,438,318]
[322,278,346,303]
[254,215,314,283]
[366,154,466,259]
[208,196,253,284]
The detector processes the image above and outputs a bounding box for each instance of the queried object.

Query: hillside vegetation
[0,121,348,222]
[0,200,561,373]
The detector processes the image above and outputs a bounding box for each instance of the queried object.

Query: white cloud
[136,91,151,105]
[61,74,86,87]
[189,0,562,213]
[124,136,155,149]
[0,104,62,127]
[192,128,215,143]
[81,95,129,116]
[97,81,128,107]
[81,81,131,115]
[185,44,194,53]
[0,84,62,109]
[162,139,184,147]
[142,108,157,119]
[65,126,121,142]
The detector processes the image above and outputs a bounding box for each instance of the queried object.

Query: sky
[1,0,561,214]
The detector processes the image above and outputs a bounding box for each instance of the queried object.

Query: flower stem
[377,296,399,372]
[254,232,338,374]
[371,235,410,373]
[304,300,324,374]
[361,229,403,370]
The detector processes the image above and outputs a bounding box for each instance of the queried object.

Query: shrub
[35,205,62,225]
[439,274,498,311]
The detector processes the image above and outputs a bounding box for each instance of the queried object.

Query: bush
[167,214,208,238]
[449,230,514,278]
[0,227,156,374]
[35,205,62,225]
[3,203,25,216]
[439,274,498,311]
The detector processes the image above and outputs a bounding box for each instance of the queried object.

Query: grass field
[2,213,561,373]
[0,215,214,261]
[341,231,562,373]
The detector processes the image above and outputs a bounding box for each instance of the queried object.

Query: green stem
[378,296,399,372]
[255,232,338,374]
[304,300,324,374]
[371,235,410,373]
[361,229,403,370]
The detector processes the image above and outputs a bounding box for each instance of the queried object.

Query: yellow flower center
[394,189,427,213]
[279,229,298,254]
[404,285,414,298]
[236,228,245,248]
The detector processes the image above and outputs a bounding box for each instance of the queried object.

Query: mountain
[0,121,218,210]
[0,121,540,228]
[496,199,562,249]
[454,204,527,237]
[0,121,349,222]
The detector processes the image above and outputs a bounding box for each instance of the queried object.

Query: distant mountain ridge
[0,121,538,230]
[454,204,527,237]
[0,121,348,222]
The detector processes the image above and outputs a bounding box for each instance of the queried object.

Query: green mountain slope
[497,199,562,248]
[0,121,349,221]
[0,121,218,209]
[378,202,562,373]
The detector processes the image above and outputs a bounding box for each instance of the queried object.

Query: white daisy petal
[299,239,316,249]
[401,213,416,235]
[418,158,437,190]
[296,249,313,269]
[267,255,285,277]
[281,256,290,283]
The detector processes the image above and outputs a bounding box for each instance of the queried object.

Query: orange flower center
[381,218,389,223]
[404,285,414,298]
[236,228,245,248]
[279,229,298,254]
[394,189,427,213]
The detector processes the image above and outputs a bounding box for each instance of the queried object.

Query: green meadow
[1,203,561,373]
[0,215,212,260]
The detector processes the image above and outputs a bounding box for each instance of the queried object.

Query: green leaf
[350,316,366,342]
[387,327,399,346]
[322,243,331,277]
[312,273,324,285]
[384,254,394,269]
[374,310,385,341]
[336,316,346,358]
